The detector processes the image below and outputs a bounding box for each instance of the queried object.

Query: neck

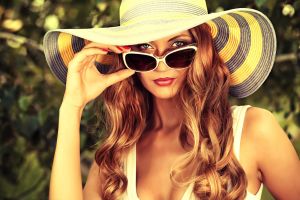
[151,96,183,136]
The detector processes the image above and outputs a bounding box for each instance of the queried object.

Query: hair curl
[93,23,248,200]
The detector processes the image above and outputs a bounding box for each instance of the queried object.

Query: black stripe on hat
[45,32,67,84]
[212,17,229,52]
[229,11,276,98]
[71,35,85,53]
[225,13,251,73]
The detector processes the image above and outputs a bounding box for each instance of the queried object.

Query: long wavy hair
[93,23,248,200]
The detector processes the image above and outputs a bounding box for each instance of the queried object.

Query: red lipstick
[153,77,175,86]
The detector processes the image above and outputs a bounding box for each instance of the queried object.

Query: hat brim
[43,8,277,98]
[44,8,259,45]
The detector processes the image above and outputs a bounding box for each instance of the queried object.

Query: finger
[84,43,130,54]
[83,41,132,50]
[68,48,108,73]
[104,68,136,87]
[83,42,108,51]
[109,45,131,54]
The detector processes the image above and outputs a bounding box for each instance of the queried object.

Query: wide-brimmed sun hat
[43,0,277,98]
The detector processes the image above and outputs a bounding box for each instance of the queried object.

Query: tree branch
[275,53,298,63]
[0,31,44,52]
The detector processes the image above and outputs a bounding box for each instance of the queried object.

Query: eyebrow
[167,35,192,42]
[148,34,192,44]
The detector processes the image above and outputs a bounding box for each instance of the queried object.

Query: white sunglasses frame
[122,43,198,72]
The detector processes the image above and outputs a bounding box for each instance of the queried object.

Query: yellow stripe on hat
[218,14,240,63]
[57,33,74,68]
[230,12,263,86]
[207,20,218,39]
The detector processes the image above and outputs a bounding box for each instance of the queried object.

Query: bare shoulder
[242,106,281,156]
[243,106,295,152]
[243,106,276,131]
[83,160,103,200]
[243,106,300,199]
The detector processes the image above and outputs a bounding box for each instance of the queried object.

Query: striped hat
[43,0,277,98]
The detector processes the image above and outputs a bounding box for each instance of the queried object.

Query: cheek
[177,69,188,82]
[137,73,150,89]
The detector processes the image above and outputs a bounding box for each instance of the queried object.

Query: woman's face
[131,30,195,99]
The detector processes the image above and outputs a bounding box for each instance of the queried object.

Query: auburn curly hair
[93,23,248,200]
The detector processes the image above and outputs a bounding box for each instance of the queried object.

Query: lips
[153,77,175,81]
[153,77,176,86]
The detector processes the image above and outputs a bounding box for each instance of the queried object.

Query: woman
[43,0,300,200]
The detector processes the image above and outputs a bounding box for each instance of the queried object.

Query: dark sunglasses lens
[125,54,156,71]
[166,48,196,68]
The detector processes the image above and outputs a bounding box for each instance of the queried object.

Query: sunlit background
[0,0,299,199]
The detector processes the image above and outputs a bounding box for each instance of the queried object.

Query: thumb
[105,68,136,87]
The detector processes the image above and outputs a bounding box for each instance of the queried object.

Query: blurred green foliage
[0,0,299,199]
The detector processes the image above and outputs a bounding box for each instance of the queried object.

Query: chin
[146,85,181,100]
[152,92,178,100]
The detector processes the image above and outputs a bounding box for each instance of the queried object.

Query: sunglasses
[122,43,198,72]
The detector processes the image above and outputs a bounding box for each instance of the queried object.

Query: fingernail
[116,46,123,51]
[122,46,131,49]
[100,48,109,52]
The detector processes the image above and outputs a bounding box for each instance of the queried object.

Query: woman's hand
[61,42,134,109]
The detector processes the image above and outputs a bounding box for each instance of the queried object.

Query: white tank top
[121,105,264,200]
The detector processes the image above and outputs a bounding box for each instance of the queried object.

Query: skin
[135,30,192,137]
[49,30,300,200]
[134,30,195,200]
[49,42,135,200]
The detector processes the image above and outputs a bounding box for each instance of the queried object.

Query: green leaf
[0,152,49,199]
[18,95,34,112]
[255,0,268,8]
[38,108,48,126]
[17,114,39,138]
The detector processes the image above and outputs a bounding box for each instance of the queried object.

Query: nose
[155,59,170,72]
[153,48,170,72]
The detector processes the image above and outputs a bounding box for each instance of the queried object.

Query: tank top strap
[232,105,252,161]
[122,145,138,199]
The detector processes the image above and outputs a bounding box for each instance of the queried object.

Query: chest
[133,141,261,200]
[135,142,194,200]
